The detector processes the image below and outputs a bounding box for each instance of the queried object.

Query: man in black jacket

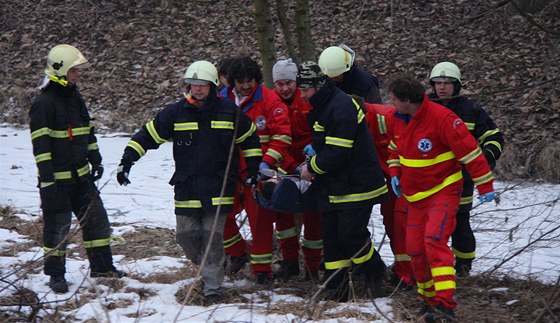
[428,61,505,276]
[30,44,125,294]
[318,44,383,104]
[116,60,261,305]
[298,61,389,301]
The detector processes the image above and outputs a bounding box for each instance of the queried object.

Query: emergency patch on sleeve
[453,118,463,129]
[255,115,267,130]
[273,107,285,116]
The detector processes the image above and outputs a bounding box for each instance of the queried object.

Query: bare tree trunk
[254,0,277,88]
[275,0,299,64]
[295,0,316,62]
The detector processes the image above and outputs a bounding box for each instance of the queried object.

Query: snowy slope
[1,126,559,322]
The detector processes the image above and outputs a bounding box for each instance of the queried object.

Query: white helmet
[430,62,461,83]
[45,44,89,79]
[184,60,219,86]
[318,44,355,78]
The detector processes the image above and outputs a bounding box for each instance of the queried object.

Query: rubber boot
[455,258,473,277]
[273,260,300,279]
[49,275,68,293]
[87,246,125,277]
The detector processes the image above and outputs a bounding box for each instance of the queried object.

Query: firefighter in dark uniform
[428,61,505,276]
[318,44,383,104]
[29,44,125,294]
[116,60,261,305]
[297,61,389,301]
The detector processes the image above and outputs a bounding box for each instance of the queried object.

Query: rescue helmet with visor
[318,44,355,78]
[184,60,219,86]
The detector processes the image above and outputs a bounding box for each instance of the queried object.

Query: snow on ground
[1,125,559,322]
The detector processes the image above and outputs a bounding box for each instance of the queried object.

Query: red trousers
[406,188,459,309]
[224,182,300,274]
[276,211,322,272]
[382,194,414,286]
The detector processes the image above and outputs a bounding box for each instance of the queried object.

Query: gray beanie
[273,59,298,82]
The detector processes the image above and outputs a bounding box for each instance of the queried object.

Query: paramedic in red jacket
[220,56,292,284]
[272,59,322,281]
[386,75,495,322]
[361,98,414,288]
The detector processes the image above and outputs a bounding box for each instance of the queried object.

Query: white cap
[273,59,298,82]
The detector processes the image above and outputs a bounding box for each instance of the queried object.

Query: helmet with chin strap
[42,44,89,88]
[45,45,89,79]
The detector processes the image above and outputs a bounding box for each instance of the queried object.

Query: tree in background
[253,0,316,88]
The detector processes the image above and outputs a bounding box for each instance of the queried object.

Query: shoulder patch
[453,118,463,129]
[273,107,285,116]
[255,115,267,131]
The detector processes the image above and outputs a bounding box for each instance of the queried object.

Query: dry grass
[497,141,560,184]
[110,225,184,259]
[390,275,560,322]
[535,144,560,184]
[2,206,559,322]
[175,280,206,306]
[0,206,41,256]
[0,86,35,126]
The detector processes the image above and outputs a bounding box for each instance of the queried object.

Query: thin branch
[510,0,560,37]
[483,224,560,276]
[474,198,558,215]
[446,0,511,31]
[532,275,560,323]
[173,93,243,321]
[297,239,394,322]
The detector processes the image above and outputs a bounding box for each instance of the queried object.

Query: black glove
[91,164,104,181]
[245,174,260,189]
[483,150,496,170]
[39,183,66,211]
[261,181,277,200]
[116,159,132,186]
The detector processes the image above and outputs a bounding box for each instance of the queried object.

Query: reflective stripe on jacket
[387,94,494,203]
[364,103,396,175]
[221,84,292,176]
[29,82,100,186]
[428,93,504,169]
[274,88,313,174]
[122,94,262,215]
[306,80,389,211]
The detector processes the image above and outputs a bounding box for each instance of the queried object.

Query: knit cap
[273,58,298,82]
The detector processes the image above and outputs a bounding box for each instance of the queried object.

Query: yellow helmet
[45,44,89,79]
[184,60,219,86]
[318,44,355,78]
[430,62,461,83]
